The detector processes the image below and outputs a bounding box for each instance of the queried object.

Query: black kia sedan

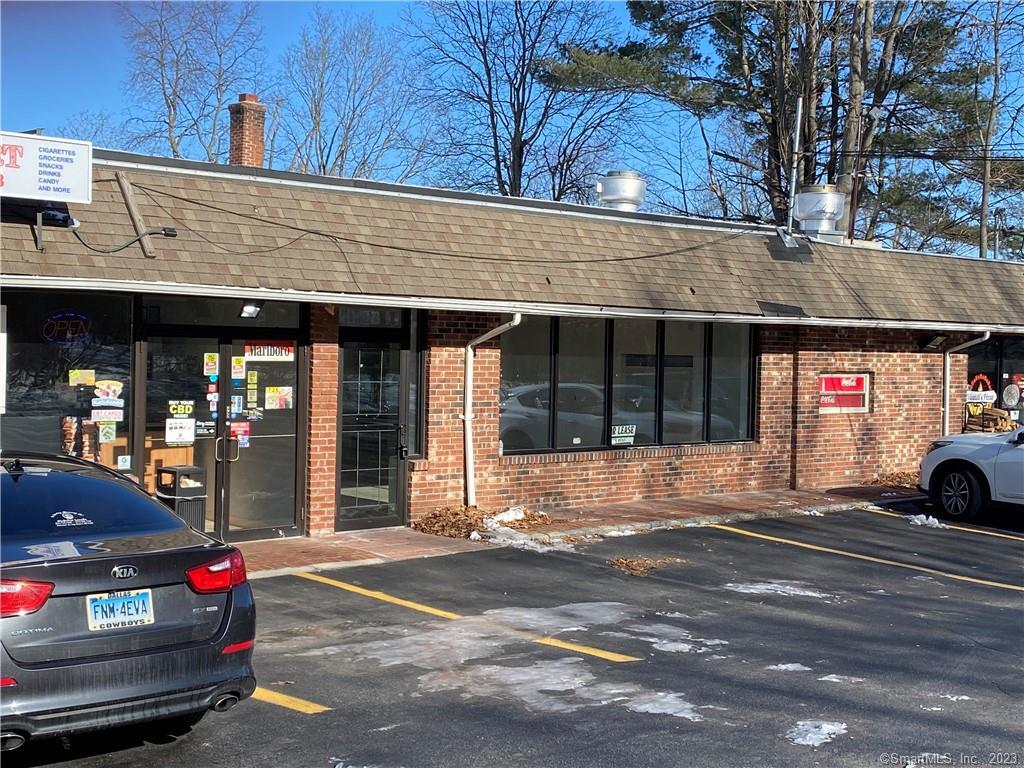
[0,452,256,752]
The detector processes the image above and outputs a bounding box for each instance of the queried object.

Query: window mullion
[704,322,713,442]
[549,317,558,451]
[604,319,613,447]
[656,320,665,444]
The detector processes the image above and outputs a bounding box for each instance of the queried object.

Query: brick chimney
[228,93,265,167]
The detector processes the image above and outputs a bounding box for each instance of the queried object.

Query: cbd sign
[168,400,195,418]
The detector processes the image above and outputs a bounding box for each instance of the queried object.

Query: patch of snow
[908,514,948,529]
[867,589,888,595]
[920,705,944,711]
[786,720,847,746]
[936,694,971,702]
[817,674,864,683]
[624,691,704,720]
[766,663,813,672]
[655,611,693,619]
[484,507,526,529]
[602,528,639,537]
[724,580,833,599]
[484,525,575,553]
[706,654,730,660]
[468,531,481,541]
[603,622,729,655]
[800,510,824,516]
[368,724,402,733]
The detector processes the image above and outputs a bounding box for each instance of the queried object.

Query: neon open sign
[42,310,92,345]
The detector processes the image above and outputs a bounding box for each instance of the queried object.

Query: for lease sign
[0,131,92,204]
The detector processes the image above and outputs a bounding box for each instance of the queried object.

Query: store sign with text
[0,131,92,204]
[818,373,870,414]
[244,340,294,362]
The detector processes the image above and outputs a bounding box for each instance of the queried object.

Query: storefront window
[663,322,706,444]
[1,291,133,470]
[611,319,657,446]
[499,315,551,451]
[498,317,754,453]
[709,324,752,441]
[557,318,606,448]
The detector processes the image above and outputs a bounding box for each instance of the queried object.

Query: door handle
[396,424,409,460]
[228,437,241,462]
[215,436,224,462]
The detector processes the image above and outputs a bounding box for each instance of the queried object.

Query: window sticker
[230,395,244,417]
[117,455,132,470]
[164,418,196,446]
[203,353,219,377]
[94,380,123,399]
[167,399,195,418]
[264,386,293,410]
[51,510,94,528]
[247,370,258,384]
[230,421,250,448]
[231,356,246,379]
[244,340,294,362]
[818,374,870,414]
[68,369,95,386]
[195,420,217,437]
[97,422,117,443]
[90,409,123,422]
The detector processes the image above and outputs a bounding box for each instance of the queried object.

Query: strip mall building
[2,96,1022,541]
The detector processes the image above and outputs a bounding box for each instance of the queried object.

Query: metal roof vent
[793,184,845,242]
[596,170,646,212]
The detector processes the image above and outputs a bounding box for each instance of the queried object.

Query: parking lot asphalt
[11,501,1023,768]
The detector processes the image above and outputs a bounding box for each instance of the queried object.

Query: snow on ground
[602,623,729,655]
[818,674,865,683]
[936,694,971,702]
[785,720,848,746]
[724,580,833,599]
[602,528,639,537]
[907,514,949,529]
[766,663,813,672]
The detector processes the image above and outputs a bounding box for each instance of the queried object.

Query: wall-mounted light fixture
[239,300,264,319]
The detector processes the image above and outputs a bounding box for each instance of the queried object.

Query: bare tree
[278,9,431,181]
[55,110,135,150]
[407,0,635,201]
[119,1,265,161]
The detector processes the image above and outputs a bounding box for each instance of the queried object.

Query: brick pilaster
[306,304,338,536]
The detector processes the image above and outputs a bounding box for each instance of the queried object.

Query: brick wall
[306,304,338,536]
[405,315,971,518]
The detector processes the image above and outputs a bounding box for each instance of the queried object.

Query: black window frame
[499,318,757,455]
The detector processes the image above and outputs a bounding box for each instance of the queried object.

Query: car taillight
[185,550,247,594]
[221,639,254,655]
[0,677,17,687]
[0,580,54,618]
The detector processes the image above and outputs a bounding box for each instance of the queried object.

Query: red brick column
[306,304,338,536]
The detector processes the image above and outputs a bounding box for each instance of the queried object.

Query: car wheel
[937,467,983,521]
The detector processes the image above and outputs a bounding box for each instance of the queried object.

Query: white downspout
[942,332,990,436]
[464,314,522,507]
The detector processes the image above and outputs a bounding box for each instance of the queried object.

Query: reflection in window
[663,322,706,443]
[557,318,606,448]
[611,319,657,446]
[709,324,752,441]
[499,316,551,451]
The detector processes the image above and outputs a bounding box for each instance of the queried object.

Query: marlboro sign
[818,373,870,414]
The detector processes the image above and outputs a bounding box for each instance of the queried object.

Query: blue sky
[0,1,416,133]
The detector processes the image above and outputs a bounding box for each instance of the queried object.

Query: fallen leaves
[411,506,486,538]
[865,470,918,488]
[607,556,686,577]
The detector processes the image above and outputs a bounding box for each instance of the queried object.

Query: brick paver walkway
[240,527,485,578]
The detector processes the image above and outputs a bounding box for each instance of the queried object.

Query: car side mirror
[1014,431,1024,446]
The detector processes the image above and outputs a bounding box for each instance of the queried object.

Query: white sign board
[0,131,92,204]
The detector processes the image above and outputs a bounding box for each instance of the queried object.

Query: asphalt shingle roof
[2,151,1021,329]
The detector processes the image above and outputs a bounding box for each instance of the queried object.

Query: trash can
[155,465,207,530]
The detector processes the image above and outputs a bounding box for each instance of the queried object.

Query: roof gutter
[464,314,521,508]
[3,276,1022,335]
[942,332,990,436]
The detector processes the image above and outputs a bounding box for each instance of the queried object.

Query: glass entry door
[337,339,407,529]
[142,334,301,540]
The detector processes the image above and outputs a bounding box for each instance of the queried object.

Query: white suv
[919,425,1024,520]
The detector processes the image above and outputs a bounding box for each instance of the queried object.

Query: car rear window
[1,464,186,549]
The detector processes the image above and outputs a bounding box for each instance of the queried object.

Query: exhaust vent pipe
[793,184,846,243]
[596,170,646,212]
[1,732,27,751]
[211,694,239,713]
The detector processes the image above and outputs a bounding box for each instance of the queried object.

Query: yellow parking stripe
[297,571,464,620]
[252,686,331,714]
[864,507,1024,543]
[294,572,641,662]
[710,524,1024,593]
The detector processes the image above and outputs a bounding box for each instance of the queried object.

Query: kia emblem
[111,565,138,580]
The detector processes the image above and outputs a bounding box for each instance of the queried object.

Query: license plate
[86,589,155,631]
